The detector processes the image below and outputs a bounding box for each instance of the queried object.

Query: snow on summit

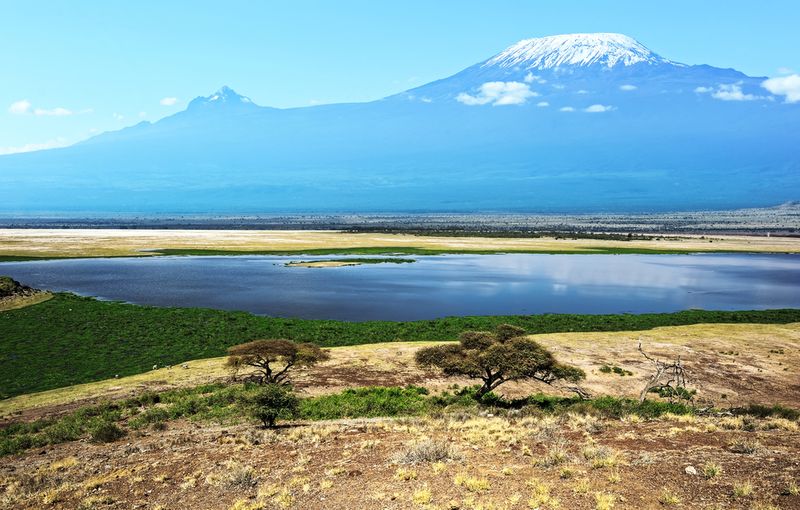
[484,33,673,69]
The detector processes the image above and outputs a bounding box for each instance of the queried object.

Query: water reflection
[1,254,798,321]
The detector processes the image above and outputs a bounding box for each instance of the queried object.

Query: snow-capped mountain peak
[188,86,255,109]
[484,33,674,70]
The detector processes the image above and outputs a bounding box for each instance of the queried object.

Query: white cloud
[33,107,73,116]
[559,106,575,112]
[160,97,178,106]
[711,83,759,101]
[113,112,124,120]
[0,137,68,155]
[552,84,565,90]
[8,99,31,114]
[138,111,147,118]
[576,89,589,94]
[9,99,89,116]
[777,67,795,76]
[456,81,537,106]
[585,104,615,113]
[762,74,800,103]
[536,101,550,107]
[619,84,637,91]
[694,86,713,93]
[524,72,546,84]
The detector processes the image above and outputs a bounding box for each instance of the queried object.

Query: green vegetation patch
[2,293,800,398]
[5,382,795,457]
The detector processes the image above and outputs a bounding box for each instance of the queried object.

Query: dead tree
[637,340,691,403]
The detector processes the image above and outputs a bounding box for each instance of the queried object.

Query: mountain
[1,33,798,213]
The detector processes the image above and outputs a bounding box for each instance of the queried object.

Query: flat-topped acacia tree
[415,324,586,398]
[226,339,330,384]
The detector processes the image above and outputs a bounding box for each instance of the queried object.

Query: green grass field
[2,293,800,398]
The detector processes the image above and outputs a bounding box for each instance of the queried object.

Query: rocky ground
[0,276,50,312]
[1,410,799,509]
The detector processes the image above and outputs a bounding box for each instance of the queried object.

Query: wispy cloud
[584,104,615,112]
[619,84,637,91]
[777,67,795,76]
[113,113,124,120]
[8,99,90,116]
[457,81,537,106]
[8,99,31,114]
[536,101,549,107]
[160,97,178,106]
[762,74,800,103]
[0,137,68,155]
[33,107,73,116]
[559,106,575,112]
[694,86,713,93]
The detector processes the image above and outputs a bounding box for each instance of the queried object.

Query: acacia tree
[227,339,329,384]
[415,325,586,398]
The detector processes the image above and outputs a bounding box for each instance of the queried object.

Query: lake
[2,254,799,321]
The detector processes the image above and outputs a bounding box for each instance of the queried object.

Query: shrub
[89,421,125,443]
[241,384,299,428]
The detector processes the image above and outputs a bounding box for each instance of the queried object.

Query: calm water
[2,254,799,321]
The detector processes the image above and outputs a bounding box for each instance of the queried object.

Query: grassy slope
[2,293,800,398]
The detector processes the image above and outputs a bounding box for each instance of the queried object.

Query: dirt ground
[2,228,800,258]
[2,411,799,509]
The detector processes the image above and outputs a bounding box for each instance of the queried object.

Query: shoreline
[2,229,800,260]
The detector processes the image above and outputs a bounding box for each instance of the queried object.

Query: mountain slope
[0,33,797,213]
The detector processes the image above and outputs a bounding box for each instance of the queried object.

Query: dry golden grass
[2,321,799,420]
[2,228,799,259]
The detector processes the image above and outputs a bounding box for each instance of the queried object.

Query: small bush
[89,421,125,443]
[241,384,298,428]
[733,404,799,421]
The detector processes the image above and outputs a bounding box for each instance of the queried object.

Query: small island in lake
[284,258,416,268]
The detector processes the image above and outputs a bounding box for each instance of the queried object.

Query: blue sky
[2,0,799,154]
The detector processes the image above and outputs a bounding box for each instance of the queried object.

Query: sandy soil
[285,261,366,268]
[2,229,800,258]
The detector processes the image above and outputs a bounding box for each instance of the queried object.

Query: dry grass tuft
[393,439,463,464]
[728,438,764,455]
